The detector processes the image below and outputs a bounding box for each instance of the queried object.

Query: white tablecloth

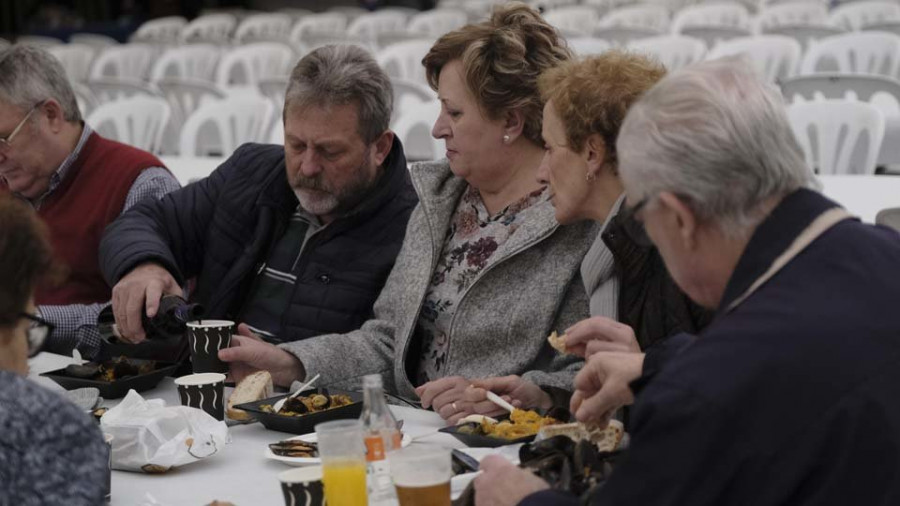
[27,353,467,506]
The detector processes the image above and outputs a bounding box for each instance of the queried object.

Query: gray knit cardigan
[280,160,596,402]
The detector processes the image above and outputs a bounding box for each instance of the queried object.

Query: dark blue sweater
[523,189,900,506]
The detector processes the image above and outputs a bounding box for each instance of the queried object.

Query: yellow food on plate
[459,409,563,440]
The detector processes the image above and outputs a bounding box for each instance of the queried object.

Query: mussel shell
[309,394,330,409]
[519,435,575,464]
[111,359,139,378]
[64,363,100,379]
[455,422,482,435]
[281,397,309,414]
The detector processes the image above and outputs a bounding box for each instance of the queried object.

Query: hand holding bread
[559,316,641,358]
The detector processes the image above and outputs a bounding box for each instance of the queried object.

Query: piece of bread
[538,419,625,452]
[547,331,568,354]
[226,371,273,421]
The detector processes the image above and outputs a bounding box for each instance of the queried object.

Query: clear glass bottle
[359,374,402,505]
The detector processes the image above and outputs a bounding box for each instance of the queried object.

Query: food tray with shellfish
[439,408,572,448]
[234,388,363,434]
[40,357,179,399]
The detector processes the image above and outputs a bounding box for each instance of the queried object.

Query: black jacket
[602,212,712,350]
[100,140,418,342]
[524,189,900,506]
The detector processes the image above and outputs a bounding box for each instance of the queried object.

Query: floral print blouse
[414,184,549,385]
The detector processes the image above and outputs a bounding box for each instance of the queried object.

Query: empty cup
[174,372,227,420]
[279,466,327,506]
[186,320,234,373]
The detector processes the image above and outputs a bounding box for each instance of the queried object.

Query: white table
[27,353,467,506]
[819,174,900,223]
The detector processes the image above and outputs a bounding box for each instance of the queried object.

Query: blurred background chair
[787,99,885,175]
[628,35,707,71]
[179,92,275,157]
[86,95,171,153]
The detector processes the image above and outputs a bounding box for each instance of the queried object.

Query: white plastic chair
[48,44,96,83]
[707,35,802,81]
[269,117,284,145]
[568,37,613,56]
[682,26,752,47]
[593,26,663,45]
[781,72,900,167]
[86,95,171,153]
[258,77,288,107]
[762,24,845,52]
[755,2,829,31]
[876,207,900,231]
[829,0,900,31]
[392,99,445,161]
[392,78,437,122]
[376,39,434,86]
[149,44,220,83]
[278,8,314,22]
[786,99,885,174]
[234,13,293,43]
[216,42,296,89]
[288,13,349,48]
[131,16,187,43]
[86,78,161,106]
[180,13,237,43]
[89,43,156,80]
[179,92,275,156]
[69,33,118,48]
[15,35,64,48]
[408,9,468,37]
[671,3,751,33]
[71,82,98,117]
[801,32,900,78]
[627,35,707,71]
[156,77,227,155]
[347,11,410,48]
[543,6,602,36]
[599,5,670,33]
[863,20,900,36]
[327,6,367,23]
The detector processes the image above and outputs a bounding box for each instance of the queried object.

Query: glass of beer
[315,419,368,506]
[389,445,452,506]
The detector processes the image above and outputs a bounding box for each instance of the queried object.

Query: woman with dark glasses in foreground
[0,195,108,505]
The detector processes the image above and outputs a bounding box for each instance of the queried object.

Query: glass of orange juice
[315,419,368,506]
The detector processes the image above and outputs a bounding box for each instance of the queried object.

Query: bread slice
[226,371,273,421]
[538,419,625,452]
[547,331,568,354]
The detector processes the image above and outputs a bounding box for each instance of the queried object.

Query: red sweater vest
[2,133,166,305]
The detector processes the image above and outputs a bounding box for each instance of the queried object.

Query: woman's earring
[503,134,511,144]
[586,172,596,182]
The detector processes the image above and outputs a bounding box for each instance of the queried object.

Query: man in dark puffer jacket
[99,45,417,345]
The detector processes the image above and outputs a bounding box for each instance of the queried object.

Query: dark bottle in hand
[97,295,204,343]
[144,295,204,341]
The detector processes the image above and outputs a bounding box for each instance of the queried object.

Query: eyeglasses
[0,101,44,152]
[18,312,54,358]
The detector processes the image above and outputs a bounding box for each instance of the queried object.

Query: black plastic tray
[439,415,537,448]
[234,388,363,435]
[41,359,179,399]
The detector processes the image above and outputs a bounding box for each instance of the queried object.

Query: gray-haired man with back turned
[100,45,418,350]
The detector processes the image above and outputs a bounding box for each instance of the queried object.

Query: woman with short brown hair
[0,195,108,504]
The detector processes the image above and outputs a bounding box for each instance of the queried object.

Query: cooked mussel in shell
[269,439,318,458]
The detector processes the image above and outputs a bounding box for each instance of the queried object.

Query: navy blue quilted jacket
[99,140,417,342]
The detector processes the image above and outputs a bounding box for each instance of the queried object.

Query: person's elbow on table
[218,329,305,387]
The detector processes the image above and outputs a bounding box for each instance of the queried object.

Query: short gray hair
[0,45,81,122]
[284,45,392,145]
[617,55,818,237]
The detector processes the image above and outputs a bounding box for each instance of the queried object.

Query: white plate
[265,432,413,467]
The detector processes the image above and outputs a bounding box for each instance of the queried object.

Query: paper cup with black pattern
[186,320,234,374]
[278,466,327,506]
[174,372,227,421]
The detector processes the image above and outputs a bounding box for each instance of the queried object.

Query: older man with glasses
[0,45,181,359]
[476,56,900,506]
